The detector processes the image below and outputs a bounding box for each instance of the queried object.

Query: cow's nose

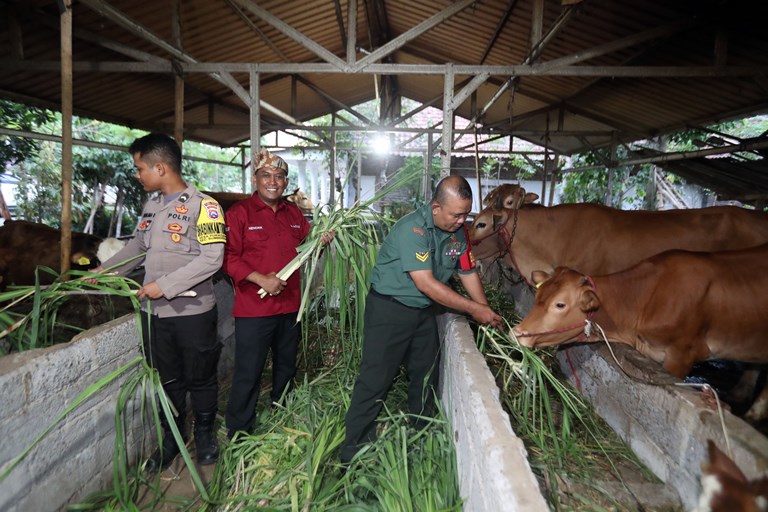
[511,326,534,347]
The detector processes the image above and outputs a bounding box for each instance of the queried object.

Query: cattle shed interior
[1,0,767,203]
[3,2,768,510]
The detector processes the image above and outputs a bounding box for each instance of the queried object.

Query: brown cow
[201,191,249,212]
[482,184,539,210]
[0,220,123,289]
[695,440,768,512]
[469,202,768,287]
[203,188,315,214]
[512,245,768,418]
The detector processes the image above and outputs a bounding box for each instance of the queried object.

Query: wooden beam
[479,0,518,64]
[354,0,476,70]
[347,0,357,66]
[231,0,348,70]
[223,0,288,61]
[333,0,347,49]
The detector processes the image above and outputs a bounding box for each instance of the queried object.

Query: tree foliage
[559,148,651,208]
[0,100,54,171]
[2,101,243,235]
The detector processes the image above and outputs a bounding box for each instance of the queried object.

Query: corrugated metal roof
[0,1,766,180]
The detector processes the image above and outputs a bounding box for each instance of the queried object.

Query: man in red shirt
[224,149,330,438]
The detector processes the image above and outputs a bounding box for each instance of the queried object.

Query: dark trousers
[225,314,300,435]
[140,308,221,421]
[340,292,439,463]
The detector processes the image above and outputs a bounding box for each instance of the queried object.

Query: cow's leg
[728,365,761,408]
[662,344,700,380]
[664,340,709,379]
[744,376,768,423]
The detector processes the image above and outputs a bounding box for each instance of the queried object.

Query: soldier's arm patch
[459,224,476,270]
[412,226,425,236]
[415,251,429,262]
[459,249,475,270]
[197,200,227,244]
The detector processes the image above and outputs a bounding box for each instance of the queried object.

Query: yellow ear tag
[535,281,543,289]
[78,256,91,266]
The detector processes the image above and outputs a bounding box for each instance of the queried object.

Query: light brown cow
[284,188,315,213]
[469,202,768,287]
[511,245,768,418]
[695,440,768,512]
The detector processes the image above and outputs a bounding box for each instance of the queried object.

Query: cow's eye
[555,302,566,310]
[476,222,486,229]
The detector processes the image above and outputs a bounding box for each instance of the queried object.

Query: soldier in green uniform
[340,175,502,465]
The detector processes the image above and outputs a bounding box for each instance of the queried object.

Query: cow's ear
[531,270,550,287]
[524,192,539,205]
[704,440,747,483]
[291,188,299,195]
[492,213,504,230]
[580,289,600,312]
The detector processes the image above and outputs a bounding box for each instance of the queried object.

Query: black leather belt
[369,288,426,310]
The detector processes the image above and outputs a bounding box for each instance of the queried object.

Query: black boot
[146,415,187,473]
[194,411,219,465]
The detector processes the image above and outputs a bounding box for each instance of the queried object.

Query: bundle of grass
[0,261,142,354]
[202,341,461,511]
[476,314,660,510]
[288,166,421,341]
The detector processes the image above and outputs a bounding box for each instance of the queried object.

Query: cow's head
[71,237,125,271]
[512,267,600,348]
[695,439,768,512]
[285,188,314,213]
[468,206,511,260]
[483,184,539,210]
[96,238,126,264]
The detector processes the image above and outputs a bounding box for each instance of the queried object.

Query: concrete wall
[0,317,146,511]
[439,313,549,512]
[0,277,236,512]
[558,343,768,511]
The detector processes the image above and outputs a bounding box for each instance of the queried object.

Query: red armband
[459,225,476,271]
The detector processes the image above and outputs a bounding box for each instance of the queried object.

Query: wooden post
[172,0,184,145]
[174,76,184,145]
[250,69,260,194]
[60,0,73,278]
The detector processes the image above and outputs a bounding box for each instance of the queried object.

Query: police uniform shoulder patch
[415,251,429,262]
[197,199,226,244]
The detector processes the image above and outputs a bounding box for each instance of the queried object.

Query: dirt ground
[136,441,219,511]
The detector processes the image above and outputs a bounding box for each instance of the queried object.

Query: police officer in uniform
[340,175,502,465]
[96,133,226,471]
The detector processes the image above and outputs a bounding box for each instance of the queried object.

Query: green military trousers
[340,290,440,464]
